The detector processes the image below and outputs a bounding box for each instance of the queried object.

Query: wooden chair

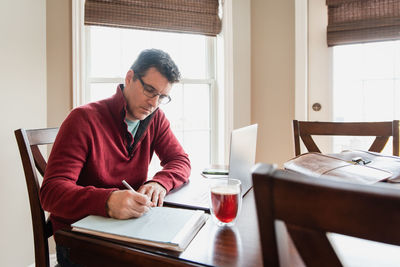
[252,163,400,267]
[15,128,59,267]
[292,120,400,156]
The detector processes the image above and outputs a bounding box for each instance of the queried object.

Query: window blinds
[327,0,400,46]
[84,0,222,36]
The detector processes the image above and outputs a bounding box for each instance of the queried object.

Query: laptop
[164,124,258,211]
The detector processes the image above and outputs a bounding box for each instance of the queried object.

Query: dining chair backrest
[252,163,400,267]
[15,127,59,267]
[292,120,400,156]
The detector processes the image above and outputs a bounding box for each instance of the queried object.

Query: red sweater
[40,85,191,233]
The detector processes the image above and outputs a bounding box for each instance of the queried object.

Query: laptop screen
[228,124,258,197]
[163,124,258,211]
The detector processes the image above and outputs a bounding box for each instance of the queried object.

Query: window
[305,0,400,154]
[332,40,400,153]
[84,26,220,173]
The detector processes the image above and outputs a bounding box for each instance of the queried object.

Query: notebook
[71,207,207,252]
[164,124,258,211]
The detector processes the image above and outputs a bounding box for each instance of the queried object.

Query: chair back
[292,120,400,156]
[252,163,400,267]
[15,128,59,267]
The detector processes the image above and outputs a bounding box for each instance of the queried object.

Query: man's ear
[125,69,134,85]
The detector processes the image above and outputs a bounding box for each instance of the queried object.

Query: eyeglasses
[137,76,171,104]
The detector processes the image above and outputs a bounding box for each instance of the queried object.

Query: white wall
[0,0,47,266]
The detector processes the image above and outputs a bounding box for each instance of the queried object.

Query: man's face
[123,67,172,121]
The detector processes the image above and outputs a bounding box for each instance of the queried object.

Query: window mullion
[85,26,91,105]
[206,37,219,165]
[88,77,124,83]
[72,0,86,107]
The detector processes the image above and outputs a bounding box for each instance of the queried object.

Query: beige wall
[45,0,73,256]
[0,0,47,266]
[47,0,73,127]
[232,0,251,129]
[252,0,295,166]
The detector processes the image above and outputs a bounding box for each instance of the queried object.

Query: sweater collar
[108,83,157,127]
[107,84,129,122]
[108,84,157,154]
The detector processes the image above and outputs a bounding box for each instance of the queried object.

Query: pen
[122,180,152,208]
[122,179,135,192]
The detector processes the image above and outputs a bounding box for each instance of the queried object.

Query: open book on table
[72,207,208,252]
[283,152,393,185]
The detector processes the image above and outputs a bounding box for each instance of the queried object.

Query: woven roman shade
[85,0,222,36]
[327,0,400,46]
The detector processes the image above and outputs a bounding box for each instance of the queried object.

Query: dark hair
[130,49,181,83]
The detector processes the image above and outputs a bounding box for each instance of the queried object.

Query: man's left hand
[138,182,167,207]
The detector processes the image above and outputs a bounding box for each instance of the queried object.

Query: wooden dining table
[55,189,263,267]
[55,185,400,267]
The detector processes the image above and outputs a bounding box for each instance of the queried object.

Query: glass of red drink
[210,179,242,226]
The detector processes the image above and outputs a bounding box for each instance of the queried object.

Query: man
[40,49,191,237]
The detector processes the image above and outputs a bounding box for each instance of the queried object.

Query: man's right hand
[106,190,152,219]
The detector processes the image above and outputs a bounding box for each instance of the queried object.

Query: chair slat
[293,120,400,156]
[299,121,392,136]
[300,135,320,153]
[286,224,342,267]
[26,128,58,146]
[369,136,389,153]
[393,120,400,156]
[31,145,47,177]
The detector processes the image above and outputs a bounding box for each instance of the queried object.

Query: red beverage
[211,185,240,223]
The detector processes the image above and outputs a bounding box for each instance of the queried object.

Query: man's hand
[138,182,167,207]
[106,190,152,219]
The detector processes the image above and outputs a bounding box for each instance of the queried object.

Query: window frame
[296,0,400,153]
[72,0,232,166]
